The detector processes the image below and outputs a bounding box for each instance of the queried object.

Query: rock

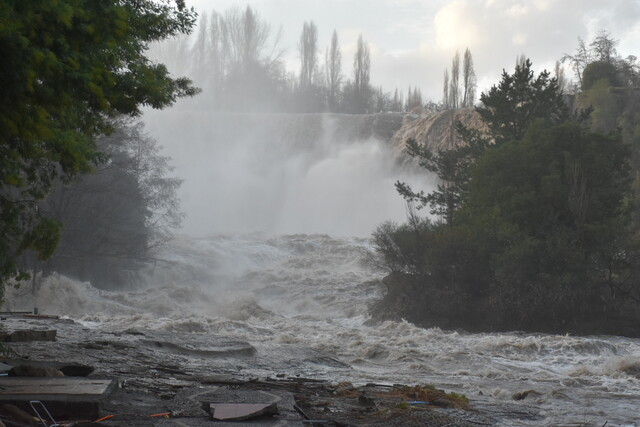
[358,393,375,407]
[8,365,64,377]
[0,329,56,342]
[60,363,94,377]
[333,381,356,397]
[512,390,542,400]
[390,108,487,155]
[432,397,457,408]
[203,402,279,421]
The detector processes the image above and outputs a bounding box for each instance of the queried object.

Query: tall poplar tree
[325,30,342,112]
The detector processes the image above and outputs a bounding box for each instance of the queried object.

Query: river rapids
[4,232,640,426]
[4,111,639,425]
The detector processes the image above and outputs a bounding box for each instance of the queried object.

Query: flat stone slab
[207,402,279,421]
[0,377,115,420]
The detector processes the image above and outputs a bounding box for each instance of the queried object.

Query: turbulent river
[6,111,639,426]
[6,232,640,426]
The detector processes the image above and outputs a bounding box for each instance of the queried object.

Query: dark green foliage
[582,61,621,90]
[396,61,566,227]
[376,58,640,335]
[0,0,198,295]
[395,130,488,224]
[460,122,632,329]
[478,59,568,145]
[370,215,432,277]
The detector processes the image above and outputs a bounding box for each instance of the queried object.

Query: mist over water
[143,110,426,237]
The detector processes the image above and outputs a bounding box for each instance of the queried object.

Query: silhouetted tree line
[31,121,183,288]
[151,5,464,114]
[373,31,640,337]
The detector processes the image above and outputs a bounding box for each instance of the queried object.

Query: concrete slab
[207,402,278,421]
[0,377,115,420]
[168,387,303,426]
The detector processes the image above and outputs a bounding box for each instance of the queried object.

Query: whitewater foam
[4,233,640,426]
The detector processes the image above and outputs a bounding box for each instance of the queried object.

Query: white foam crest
[569,356,640,379]
[3,274,138,317]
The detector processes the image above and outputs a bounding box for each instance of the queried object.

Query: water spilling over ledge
[143,111,432,237]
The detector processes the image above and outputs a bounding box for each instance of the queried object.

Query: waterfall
[142,110,429,237]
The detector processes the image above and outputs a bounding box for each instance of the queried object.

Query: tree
[295,21,325,112]
[207,11,225,103]
[449,51,460,108]
[223,6,271,73]
[405,87,423,111]
[380,58,639,334]
[352,34,371,113]
[554,60,567,93]
[220,5,286,111]
[41,121,182,288]
[442,69,450,108]
[462,48,477,108]
[398,59,563,224]
[191,11,210,83]
[442,48,474,109]
[325,30,342,112]
[0,0,198,294]
[563,31,620,90]
[299,21,318,89]
[391,88,404,112]
[590,29,618,64]
[460,122,632,328]
[477,59,568,145]
[563,37,592,89]
[396,129,488,225]
[582,61,620,90]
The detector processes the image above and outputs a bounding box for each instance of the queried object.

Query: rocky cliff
[390,108,486,154]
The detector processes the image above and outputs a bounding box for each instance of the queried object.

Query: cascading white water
[5,110,640,426]
[142,110,426,236]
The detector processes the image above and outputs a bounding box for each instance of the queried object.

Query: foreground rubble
[0,314,495,426]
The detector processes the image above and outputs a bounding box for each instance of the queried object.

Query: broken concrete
[204,402,279,421]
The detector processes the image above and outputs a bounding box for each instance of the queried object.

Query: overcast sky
[185,0,640,101]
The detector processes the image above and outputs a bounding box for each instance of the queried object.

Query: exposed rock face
[390,108,487,154]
